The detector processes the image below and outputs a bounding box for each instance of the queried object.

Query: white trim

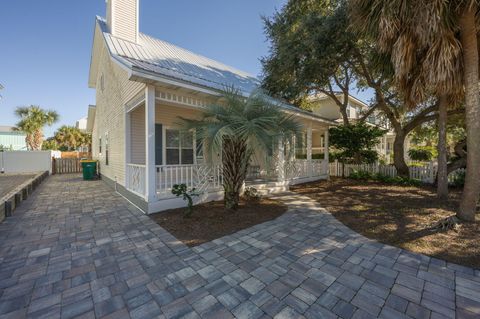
[145,85,156,201]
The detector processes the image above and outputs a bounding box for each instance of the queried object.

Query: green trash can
[81,160,97,180]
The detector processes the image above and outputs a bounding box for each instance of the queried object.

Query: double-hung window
[165,129,194,165]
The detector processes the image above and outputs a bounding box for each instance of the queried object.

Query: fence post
[52,157,56,175]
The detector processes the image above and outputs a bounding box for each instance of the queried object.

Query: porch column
[125,111,131,188]
[324,128,330,178]
[307,126,312,176]
[145,85,156,202]
[277,136,285,182]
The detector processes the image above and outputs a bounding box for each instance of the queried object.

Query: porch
[123,86,330,213]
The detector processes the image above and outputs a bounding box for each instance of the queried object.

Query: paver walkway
[0,175,479,319]
[0,174,36,199]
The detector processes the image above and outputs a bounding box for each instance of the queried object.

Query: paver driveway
[0,175,479,319]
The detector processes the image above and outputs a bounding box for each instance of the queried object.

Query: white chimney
[106,0,139,43]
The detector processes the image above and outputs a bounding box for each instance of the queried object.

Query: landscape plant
[181,88,302,210]
[171,184,199,218]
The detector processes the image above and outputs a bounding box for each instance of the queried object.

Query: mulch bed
[150,198,288,247]
[291,178,480,269]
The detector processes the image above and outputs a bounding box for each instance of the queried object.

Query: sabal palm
[351,0,480,221]
[182,89,302,210]
[15,106,59,150]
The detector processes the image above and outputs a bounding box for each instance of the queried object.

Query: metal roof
[96,17,335,125]
[98,17,260,95]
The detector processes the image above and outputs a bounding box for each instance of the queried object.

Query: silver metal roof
[98,17,260,95]
[96,17,335,124]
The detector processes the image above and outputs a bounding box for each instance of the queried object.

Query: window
[105,133,109,166]
[99,137,102,155]
[100,74,105,93]
[165,129,194,165]
[295,131,307,159]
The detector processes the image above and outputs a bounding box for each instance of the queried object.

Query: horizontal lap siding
[129,103,203,165]
[112,0,138,43]
[92,37,145,186]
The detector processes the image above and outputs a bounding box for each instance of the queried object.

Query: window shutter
[155,124,163,165]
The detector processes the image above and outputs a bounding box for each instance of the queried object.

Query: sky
[0,0,371,138]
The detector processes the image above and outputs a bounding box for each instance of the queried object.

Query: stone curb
[0,171,49,222]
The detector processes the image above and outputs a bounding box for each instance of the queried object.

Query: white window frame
[162,126,196,165]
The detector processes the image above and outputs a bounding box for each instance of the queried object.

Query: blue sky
[0,0,370,137]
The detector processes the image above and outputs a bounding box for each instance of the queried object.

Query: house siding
[108,0,138,43]
[129,102,203,165]
[92,35,145,186]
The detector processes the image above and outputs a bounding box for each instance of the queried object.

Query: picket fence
[329,160,465,185]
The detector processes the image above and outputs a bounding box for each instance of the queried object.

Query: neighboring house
[0,126,27,151]
[87,0,336,214]
[309,93,410,163]
[75,117,88,132]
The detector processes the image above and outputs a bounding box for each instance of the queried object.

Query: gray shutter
[155,124,163,165]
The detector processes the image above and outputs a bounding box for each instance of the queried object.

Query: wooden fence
[329,160,466,185]
[52,158,82,174]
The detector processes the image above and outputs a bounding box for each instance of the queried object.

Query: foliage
[54,126,91,151]
[14,105,59,150]
[408,147,435,162]
[171,184,199,218]
[42,138,59,150]
[349,170,422,187]
[180,88,302,210]
[244,187,261,202]
[329,122,385,164]
[0,145,13,151]
[451,171,466,188]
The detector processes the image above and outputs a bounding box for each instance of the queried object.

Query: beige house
[87,0,335,214]
[309,93,410,163]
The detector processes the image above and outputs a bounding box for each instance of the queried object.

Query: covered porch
[124,85,331,213]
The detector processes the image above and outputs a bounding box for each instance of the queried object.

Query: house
[75,117,88,132]
[0,126,27,151]
[309,93,411,163]
[87,0,335,214]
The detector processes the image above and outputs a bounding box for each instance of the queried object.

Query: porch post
[307,126,312,176]
[324,128,330,178]
[277,136,285,182]
[145,85,156,202]
[125,111,131,188]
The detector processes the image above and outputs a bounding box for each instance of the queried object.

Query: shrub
[451,171,465,188]
[408,147,435,162]
[171,184,199,218]
[349,170,372,180]
[244,187,261,202]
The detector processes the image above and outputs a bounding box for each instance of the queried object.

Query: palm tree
[350,0,479,221]
[181,89,302,210]
[15,106,59,150]
[54,126,86,151]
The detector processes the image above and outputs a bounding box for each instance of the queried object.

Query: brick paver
[0,175,479,318]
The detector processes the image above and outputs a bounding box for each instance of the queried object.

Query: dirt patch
[291,178,480,269]
[0,174,36,199]
[150,198,288,247]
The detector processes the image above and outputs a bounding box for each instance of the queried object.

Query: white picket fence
[329,160,466,185]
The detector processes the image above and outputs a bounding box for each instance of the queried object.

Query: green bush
[408,147,436,162]
[244,187,261,202]
[451,171,465,188]
[348,170,421,186]
[171,184,199,218]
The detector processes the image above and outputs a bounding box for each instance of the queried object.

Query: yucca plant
[181,88,302,210]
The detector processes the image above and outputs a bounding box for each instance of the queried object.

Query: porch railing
[156,164,223,197]
[285,159,327,180]
[126,163,146,197]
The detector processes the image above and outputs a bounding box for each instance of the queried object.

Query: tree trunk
[393,131,409,178]
[458,7,480,221]
[340,107,350,125]
[437,95,448,199]
[222,137,250,210]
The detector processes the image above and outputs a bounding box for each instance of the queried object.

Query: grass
[291,178,480,269]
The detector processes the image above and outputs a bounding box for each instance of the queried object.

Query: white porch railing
[285,159,328,180]
[126,164,146,197]
[156,164,223,198]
